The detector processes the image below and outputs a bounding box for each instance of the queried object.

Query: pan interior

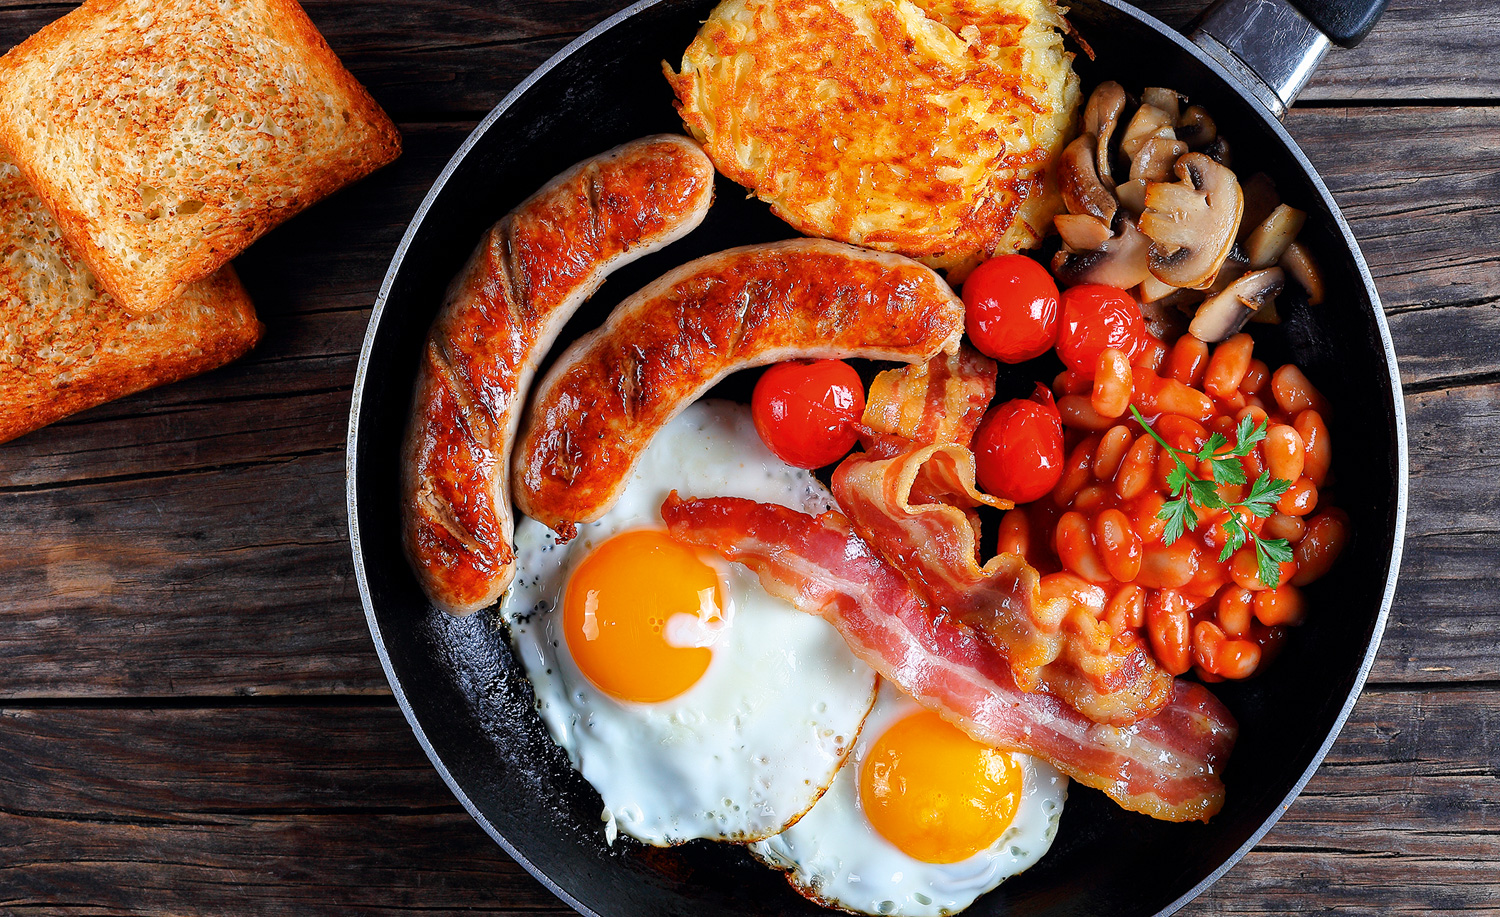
[349,1,1402,914]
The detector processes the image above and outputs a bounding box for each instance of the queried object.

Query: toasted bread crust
[0,157,261,445]
[0,0,401,314]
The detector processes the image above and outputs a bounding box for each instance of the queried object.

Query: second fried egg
[502,400,878,846]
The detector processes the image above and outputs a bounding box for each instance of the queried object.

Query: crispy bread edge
[0,266,264,445]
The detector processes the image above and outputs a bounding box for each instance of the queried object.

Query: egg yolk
[562,528,721,703]
[858,708,1023,864]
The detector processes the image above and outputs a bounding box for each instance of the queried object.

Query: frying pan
[347,0,1407,912]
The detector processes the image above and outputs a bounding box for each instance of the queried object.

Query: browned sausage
[512,239,965,537]
[402,135,715,615]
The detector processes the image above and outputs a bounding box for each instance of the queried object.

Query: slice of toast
[0,0,401,314]
[0,153,262,445]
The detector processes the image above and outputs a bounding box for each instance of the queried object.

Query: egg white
[502,400,879,846]
[750,681,1068,917]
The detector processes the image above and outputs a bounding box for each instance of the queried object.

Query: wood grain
[0,689,1492,915]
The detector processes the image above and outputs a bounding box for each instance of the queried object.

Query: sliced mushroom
[1055,213,1113,250]
[1238,172,1281,244]
[1140,296,1190,341]
[1244,204,1307,269]
[1280,240,1325,305]
[1176,105,1216,150]
[1137,273,1178,303]
[1138,153,1244,290]
[1059,134,1118,224]
[1052,220,1153,289]
[1189,267,1285,342]
[1204,136,1232,168]
[1130,137,1188,183]
[1115,178,1148,218]
[1084,82,1128,191]
[1120,104,1176,161]
[1141,87,1182,124]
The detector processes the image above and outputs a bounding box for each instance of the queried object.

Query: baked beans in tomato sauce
[1002,331,1348,682]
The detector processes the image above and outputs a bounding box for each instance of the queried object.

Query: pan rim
[344,1,1409,914]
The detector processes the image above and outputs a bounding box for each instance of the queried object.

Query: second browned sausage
[512,239,965,538]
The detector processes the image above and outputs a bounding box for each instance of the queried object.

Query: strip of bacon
[661,493,1236,823]
[832,446,1176,726]
[858,344,997,459]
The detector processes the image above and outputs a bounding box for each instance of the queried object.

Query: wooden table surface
[2,0,1495,913]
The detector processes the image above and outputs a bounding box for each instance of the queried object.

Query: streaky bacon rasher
[661,492,1238,823]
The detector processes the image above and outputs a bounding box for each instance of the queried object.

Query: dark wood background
[2,0,1496,912]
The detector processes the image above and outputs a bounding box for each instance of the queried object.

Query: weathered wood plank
[0,0,1492,123]
[0,689,1493,914]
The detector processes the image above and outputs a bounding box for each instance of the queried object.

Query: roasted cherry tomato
[1055,283,1148,377]
[961,254,1061,363]
[973,385,1063,503]
[752,359,866,469]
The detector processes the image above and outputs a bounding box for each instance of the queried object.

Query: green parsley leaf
[1195,433,1229,464]
[1188,477,1222,511]
[1209,453,1248,487]
[1255,535,1295,588]
[1217,514,1249,563]
[1158,495,1197,545]
[1235,415,1268,452]
[1242,472,1292,517]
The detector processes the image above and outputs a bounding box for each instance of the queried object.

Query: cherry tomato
[752,360,866,469]
[973,385,1064,503]
[1055,283,1149,377]
[961,254,1061,363]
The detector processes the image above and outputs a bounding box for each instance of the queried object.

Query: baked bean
[1115,435,1158,500]
[1184,557,1231,603]
[1054,436,1099,505]
[1240,358,1270,396]
[1253,584,1306,626]
[1137,540,1199,589]
[1072,484,1109,513]
[1263,512,1307,543]
[1093,425,1133,481]
[1295,409,1331,487]
[1058,394,1116,431]
[1235,404,1270,429]
[1056,511,1111,583]
[1147,590,1193,675]
[1129,493,1169,543]
[1276,476,1318,516]
[999,508,1030,558]
[1208,414,1236,439]
[1192,620,1226,673]
[1292,510,1349,586]
[1214,390,1247,413]
[1095,509,1143,582]
[1205,333,1254,400]
[1104,584,1146,631]
[1166,335,1209,387]
[1196,622,1261,680]
[1217,587,1255,637]
[1155,445,1180,493]
[1092,347,1134,418]
[1200,506,1256,553]
[1242,393,1267,411]
[1229,547,1294,591]
[1155,413,1209,453]
[1054,369,1090,396]
[1134,367,1215,422]
[1264,423,1306,483]
[1039,571,1108,615]
[1242,441,1267,479]
[1271,364,1331,418]
[1134,336,1168,373]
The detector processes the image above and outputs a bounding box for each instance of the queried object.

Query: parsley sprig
[1127,406,1294,588]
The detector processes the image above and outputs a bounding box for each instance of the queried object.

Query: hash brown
[666,0,1080,278]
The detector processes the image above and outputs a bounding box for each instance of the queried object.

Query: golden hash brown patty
[666,0,1079,277]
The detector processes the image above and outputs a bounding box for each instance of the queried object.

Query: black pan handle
[1288,0,1390,47]
[1190,0,1389,119]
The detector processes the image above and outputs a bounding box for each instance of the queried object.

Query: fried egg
[750,681,1067,916]
[502,399,879,846]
